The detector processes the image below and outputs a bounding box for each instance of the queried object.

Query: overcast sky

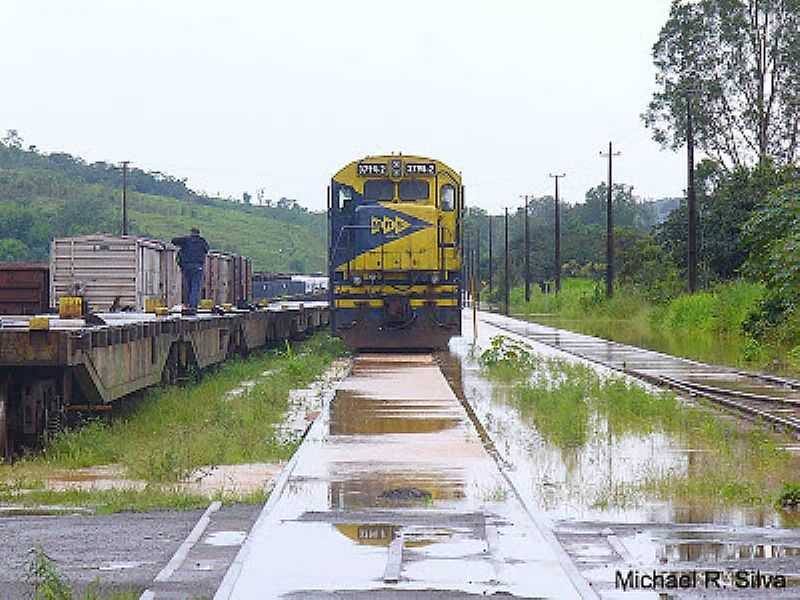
[1,0,684,213]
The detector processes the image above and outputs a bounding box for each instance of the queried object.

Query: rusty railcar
[0,301,329,460]
[0,263,50,315]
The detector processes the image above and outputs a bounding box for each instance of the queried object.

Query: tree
[644,0,800,169]
[655,159,794,281]
[1,129,23,149]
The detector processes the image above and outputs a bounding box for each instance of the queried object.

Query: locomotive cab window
[364,179,394,201]
[399,180,429,202]
[440,184,455,211]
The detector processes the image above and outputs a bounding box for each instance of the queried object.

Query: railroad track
[479,311,800,435]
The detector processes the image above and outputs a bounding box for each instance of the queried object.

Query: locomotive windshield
[363,179,394,201]
[399,180,429,201]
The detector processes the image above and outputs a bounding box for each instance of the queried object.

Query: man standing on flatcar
[171,227,209,311]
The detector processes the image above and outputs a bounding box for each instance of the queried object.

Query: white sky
[1,0,684,213]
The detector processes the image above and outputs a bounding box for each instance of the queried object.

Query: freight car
[48,234,252,312]
[0,263,49,315]
[0,301,328,460]
[328,154,463,349]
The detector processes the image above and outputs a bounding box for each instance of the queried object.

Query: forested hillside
[0,136,326,272]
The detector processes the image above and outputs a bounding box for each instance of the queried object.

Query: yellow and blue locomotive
[328,154,463,350]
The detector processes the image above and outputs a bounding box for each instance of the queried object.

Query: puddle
[204,530,247,546]
[98,560,151,571]
[40,462,282,497]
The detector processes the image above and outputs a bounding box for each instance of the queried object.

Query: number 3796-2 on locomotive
[328,154,463,350]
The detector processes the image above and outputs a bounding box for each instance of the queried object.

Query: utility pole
[521,195,530,303]
[461,238,470,305]
[504,207,509,316]
[549,173,566,294]
[474,223,480,294]
[488,215,493,295]
[687,93,697,293]
[121,160,131,236]
[599,143,620,298]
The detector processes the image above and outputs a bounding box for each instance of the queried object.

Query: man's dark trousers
[184,264,204,309]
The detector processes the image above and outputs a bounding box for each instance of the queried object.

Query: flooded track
[213,352,592,599]
[465,312,800,598]
[480,311,800,435]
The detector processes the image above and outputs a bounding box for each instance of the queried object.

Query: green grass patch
[0,333,347,512]
[508,278,780,372]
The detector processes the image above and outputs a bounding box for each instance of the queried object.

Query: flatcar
[328,154,463,349]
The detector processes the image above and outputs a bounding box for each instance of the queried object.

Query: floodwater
[455,315,797,527]
[457,314,800,597]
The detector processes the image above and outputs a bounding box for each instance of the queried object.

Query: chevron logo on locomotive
[371,215,411,236]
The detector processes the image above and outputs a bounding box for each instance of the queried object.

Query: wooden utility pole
[504,207,509,316]
[549,173,566,294]
[687,94,697,293]
[121,160,131,236]
[488,215,493,295]
[521,195,530,302]
[599,143,620,298]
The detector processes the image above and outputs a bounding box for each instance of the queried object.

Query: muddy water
[447,316,798,529]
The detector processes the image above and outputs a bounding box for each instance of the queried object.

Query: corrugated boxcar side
[0,263,50,315]
[202,251,235,305]
[50,235,180,311]
[231,255,252,304]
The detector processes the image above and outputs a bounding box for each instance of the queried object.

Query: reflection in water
[330,390,459,436]
[325,354,476,514]
[328,471,465,510]
[659,541,800,563]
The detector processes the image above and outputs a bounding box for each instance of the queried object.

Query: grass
[480,335,797,510]
[0,333,347,512]
[506,278,779,372]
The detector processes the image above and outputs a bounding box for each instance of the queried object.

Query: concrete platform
[215,354,592,599]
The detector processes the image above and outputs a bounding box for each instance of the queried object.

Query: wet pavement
[216,353,590,599]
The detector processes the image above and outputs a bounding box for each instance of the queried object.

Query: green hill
[0,139,326,272]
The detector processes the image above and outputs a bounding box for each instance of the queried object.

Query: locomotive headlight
[430,273,440,285]
[352,275,362,286]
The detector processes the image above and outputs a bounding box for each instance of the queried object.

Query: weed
[479,335,537,380]
[25,547,139,599]
[778,483,800,509]
[27,547,72,600]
